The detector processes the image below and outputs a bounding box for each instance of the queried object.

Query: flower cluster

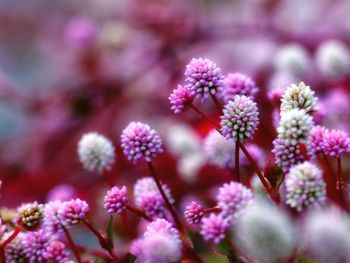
[222,73,259,101]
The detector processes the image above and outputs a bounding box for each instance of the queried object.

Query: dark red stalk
[0,226,21,262]
[336,157,343,190]
[82,218,119,261]
[126,204,152,221]
[210,94,222,113]
[203,207,222,214]
[62,226,82,263]
[235,142,240,182]
[238,141,280,204]
[190,104,220,129]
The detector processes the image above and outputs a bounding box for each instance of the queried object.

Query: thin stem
[63,226,82,263]
[210,94,222,113]
[235,142,240,182]
[190,104,220,129]
[126,205,152,221]
[83,218,119,261]
[0,226,21,248]
[336,157,343,190]
[239,141,280,204]
[203,207,222,214]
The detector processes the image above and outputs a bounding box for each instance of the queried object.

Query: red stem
[238,142,280,204]
[235,142,240,182]
[0,226,22,262]
[190,104,220,129]
[203,207,222,214]
[63,226,82,263]
[210,94,222,113]
[336,157,343,191]
[126,205,151,221]
[83,219,119,261]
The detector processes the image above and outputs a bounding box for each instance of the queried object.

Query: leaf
[263,157,284,190]
[106,215,114,247]
[119,253,137,263]
[214,242,244,263]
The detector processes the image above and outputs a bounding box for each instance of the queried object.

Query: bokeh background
[0,0,350,240]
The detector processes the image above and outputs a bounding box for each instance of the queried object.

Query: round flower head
[322,129,350,158]
[316,40,350,78]
[203,129,234,169]
[220,95,259,142]
[58,198,89,227]
[184,58,224,102]
[17,202,44,231]
[235,201,295,263]
[184,201,204,225]
[216,182,253,220]
[272,138,304,173]
[121,122,163,163]
[275,44,311,77]
[169,84,194,113]
[139,193,166,219]
[5,232,27,263]
[222,73,259,101]
[43,201,64,235]
[285,162,326,211]
[200,213,228,244]
[308,125,329,156]
[277,109,313,145]
[78,132,115,174]
[104,185,128,215]
[23,230,50,263]
[47,184,76,202]
[145,218,180,241]
[65,17,98,50]
[280,82,318,114]
[302,209,350,263]
[43,240,70,262]
[134,177,174,206]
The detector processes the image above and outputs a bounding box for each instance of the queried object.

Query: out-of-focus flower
[23,230,50,263]
[220,95,259,142]
[240,144,264,167]
[77,132,115,174]
[139,193,166,219]
[104,186,128,215]
[322,129,350,157]
[184,58,224,103]
[17,202,44,231]
[145,218,180,240]
[58,199,89,227]
[222,73,259,101]
[200,213,228,244]
[169,84,194,113]
[47,184,77,202]
[280,82,317,114]
[302,209,350,263]
[43,201,64,235]
[308,125,329,156]
[43,240,70,262]
[275,44,311,77]
[177,153,205,183]
[121,122,163,163]
[277,109,313,145]
[64,17,98,50]
[216,182,253,220]
[184,201,204,225]
[0,218,7,240]
[235,201,295,263]
[203,129,234,169]
[272,138,304,173]
[285,162,326,211]
[316,40,350,78]
[5,232,27,263]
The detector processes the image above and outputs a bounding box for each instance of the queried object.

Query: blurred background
[0,0,350,223]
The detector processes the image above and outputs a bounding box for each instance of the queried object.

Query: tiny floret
[169,84,194,113]
[285,162,326,211]
[58,198,89,226]
[43,240,70,262]
[23,230,50,263]
[121,122,163,163]
[222,73,259,101]
[17,202,44,231]
[104,186,128,215]
[200,213,228,244]
[280,82,317,113]
[139,193,166,219]
[220,95,259,142]
[322,129,350,158]
[272,138,304,173]
[216,182,253,220]
[277,109,313,145]
[308,125,328,156]
[184,58,224,102]
[184,201,204,225]
[78,132,115,174]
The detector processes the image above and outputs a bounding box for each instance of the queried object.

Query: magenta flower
[200,213,228,244]
[322,129,350,158]
[216,182,253,220]
[272,138,304,173]
[145,218,180,240]
[222,73,259,101]
[4,233,27,263]
[104,185,128,215]
[43,201,64,235]
[139,193,166,219]
[23,230,50,263]
[184,201,204,225]
[121,122,163,163]
[308,125,329,156]
[220,95,259,142]
[43,240,70,262]
[184,58,224,102]
[58,198,89,227]
[169,84,194,113]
